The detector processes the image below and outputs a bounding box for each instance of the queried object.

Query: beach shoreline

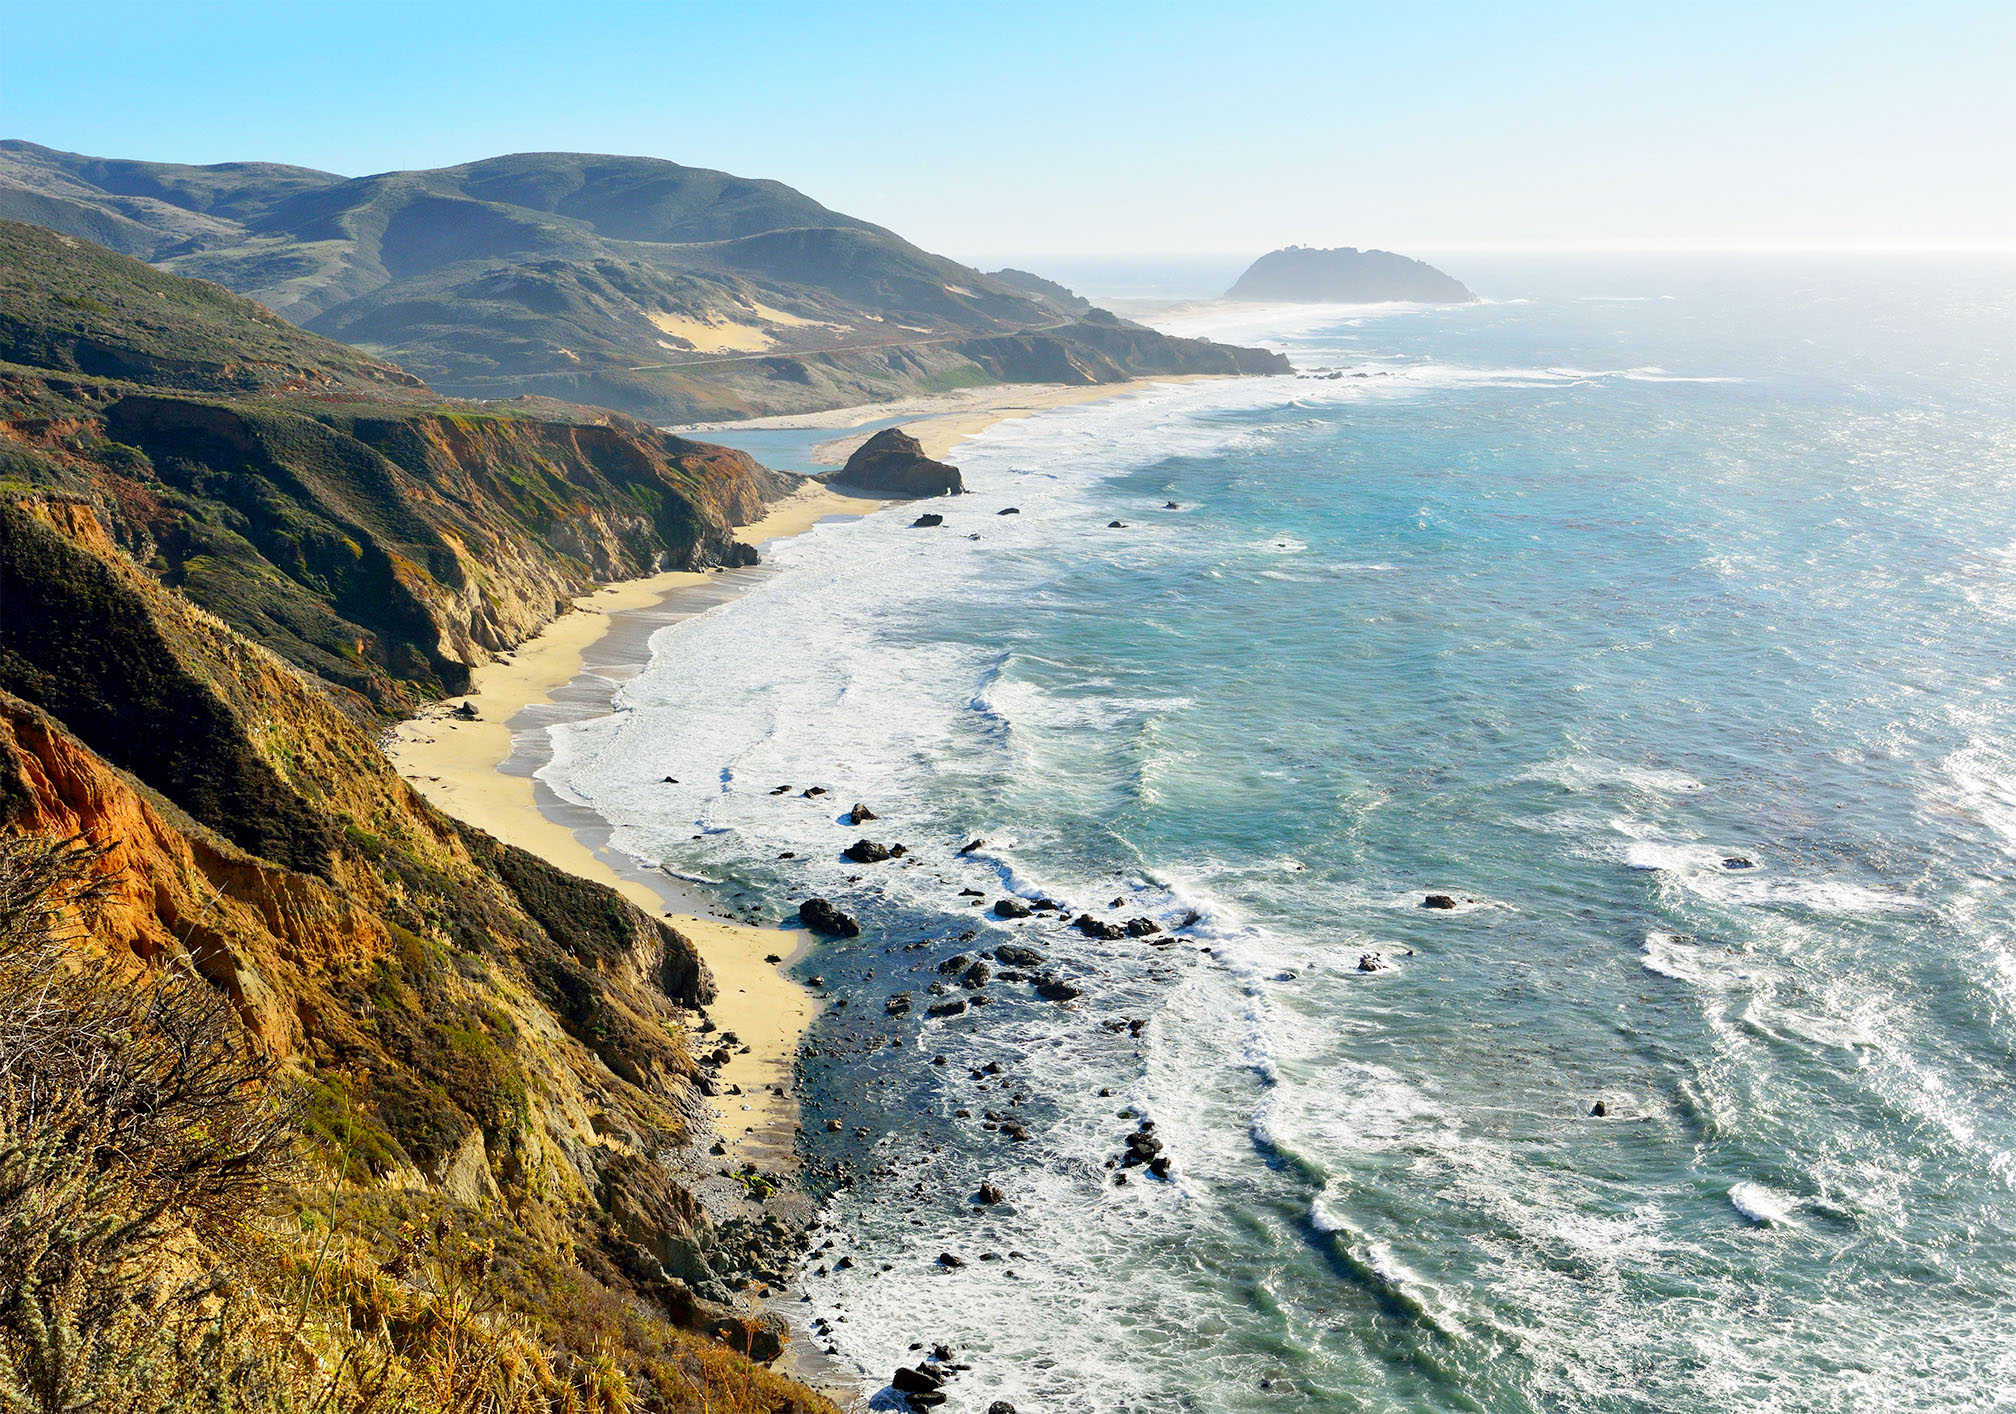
[378,380,1182,1170]
[382,484,880,1169]
[674,372,1225,466]
[378,374,1240,1403]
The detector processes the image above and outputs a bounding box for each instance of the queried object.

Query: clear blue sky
[4,0,2011,255]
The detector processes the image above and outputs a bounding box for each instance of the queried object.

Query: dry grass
[0,832,836,1414]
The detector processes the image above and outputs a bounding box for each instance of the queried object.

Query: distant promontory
[1226,246,1475,303]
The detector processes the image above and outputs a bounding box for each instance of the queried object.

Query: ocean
[544,256,2016,1411]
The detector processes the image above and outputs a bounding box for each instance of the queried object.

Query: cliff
[1226,245,1476,303]
[0,219,786,718]
[0,492,827,1404]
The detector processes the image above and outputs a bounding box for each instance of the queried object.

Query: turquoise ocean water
[548,257,2016,1411]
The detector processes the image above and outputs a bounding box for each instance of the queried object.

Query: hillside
[0,217,832,1408]
[0,219,784,718]
[2,142,1290,421]
[1225,245,1476,302]
[0,494,830,1411]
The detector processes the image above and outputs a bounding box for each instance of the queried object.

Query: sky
[3,0,2012,258]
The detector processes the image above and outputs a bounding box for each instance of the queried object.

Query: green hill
[1,141,1288,420]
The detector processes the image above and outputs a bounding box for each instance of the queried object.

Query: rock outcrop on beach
[0,221,834,1409]
[1226,246,1476,303]
[0,220,785,719]
[830,427,964,497]
[0,142,1291,422]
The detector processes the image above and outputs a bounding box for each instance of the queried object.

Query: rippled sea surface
[549,257,2016,1411]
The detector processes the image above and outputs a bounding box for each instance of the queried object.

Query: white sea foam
[1728,1181,1799,1225]
[533,294,2016,1409]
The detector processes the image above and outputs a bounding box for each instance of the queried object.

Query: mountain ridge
[1,141,1289,420]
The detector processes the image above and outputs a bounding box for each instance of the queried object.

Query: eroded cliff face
[3,388,785,717]
[0,498,791,1315]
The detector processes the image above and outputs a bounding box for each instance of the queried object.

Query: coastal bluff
[1227,245,1475,303]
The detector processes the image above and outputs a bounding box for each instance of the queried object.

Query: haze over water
[549,256,2016,1411]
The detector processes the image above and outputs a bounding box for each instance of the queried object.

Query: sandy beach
[677,373,1221,466]
[383,484,878,1168]
[382,382,1178,1170]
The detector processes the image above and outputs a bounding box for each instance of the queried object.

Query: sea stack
[1226,246,1475,303]
[828,427,964,496]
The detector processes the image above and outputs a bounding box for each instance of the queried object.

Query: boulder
[994,943,1045,967]
[1124,917,1161,937]
[893,1366,945,1393]
[975,1182,1005,1205]
[844,839,893,864]
[1422,894,1458,910]
[957,838,985,855]
[832,427,965,496]
[1073,913,1125,941]
[1035,975,1082,1002]
[997,507,1020,516]
[927,999,969,1018]
[911,513,945,528]
[798,897,861,937]
[961,960,992,988]
[993,898,1032,918]
[848,802,878,824]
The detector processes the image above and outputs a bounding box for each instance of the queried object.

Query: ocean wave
[1728,1181,1799,1226]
